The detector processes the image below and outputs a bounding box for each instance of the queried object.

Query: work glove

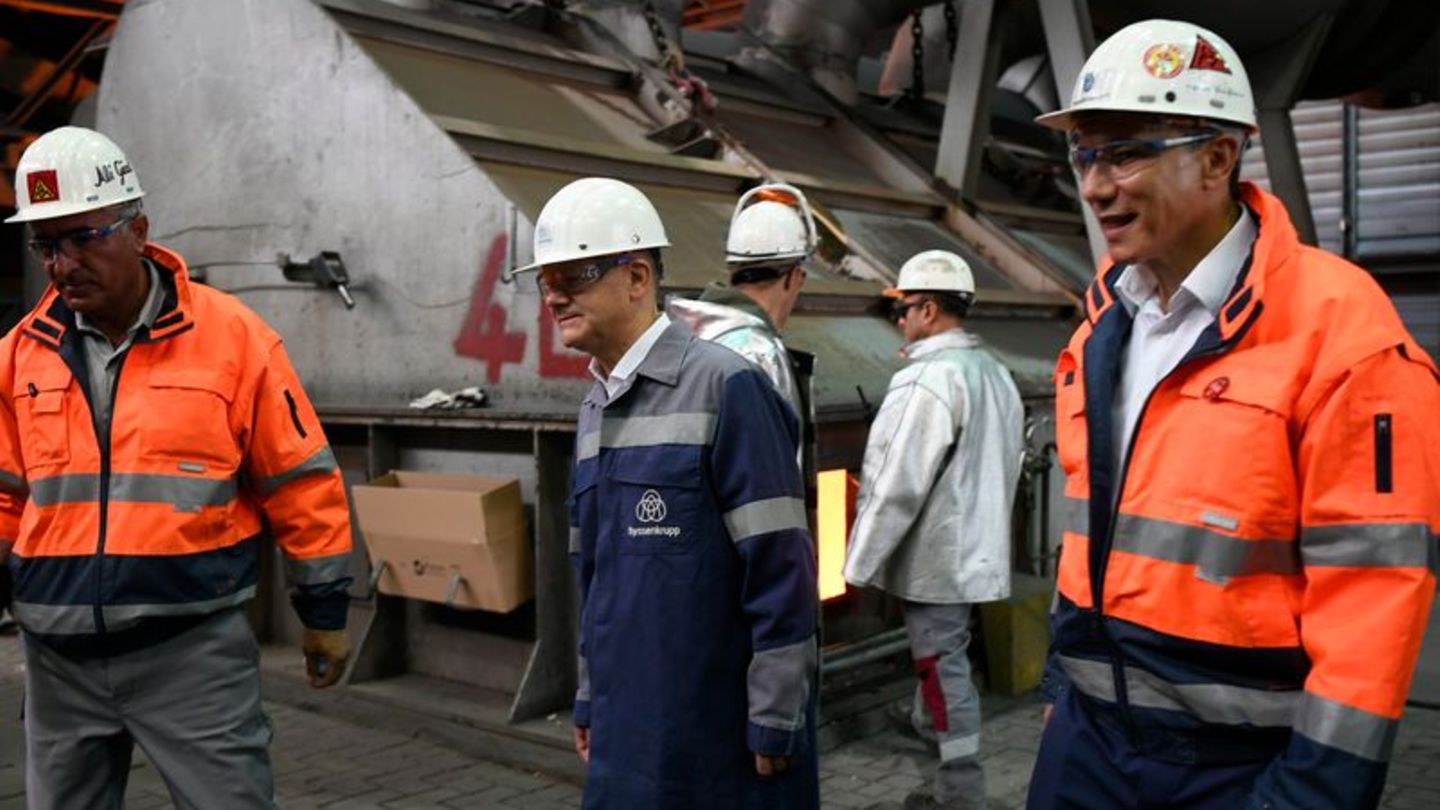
[302,627,351,688]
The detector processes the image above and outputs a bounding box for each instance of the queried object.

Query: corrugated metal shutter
[1355,105,1440,260]
[1394,294,1440,361]
[1242,100,1440,359]
[1241,101,1346,254]
[1241,100,1440,262]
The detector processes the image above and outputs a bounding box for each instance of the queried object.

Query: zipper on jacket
[1374,413,1393,493]
[284,389,308,439]
[91,352,129,635]
[1093,338,1236,729]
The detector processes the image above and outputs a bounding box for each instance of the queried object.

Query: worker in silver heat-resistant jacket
[844,250,1024,810]
[667,183,817,419]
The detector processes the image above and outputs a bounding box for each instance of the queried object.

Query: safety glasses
[891,296,930,323]
[28,212,137,263]
[536,253,634,298]
[1068,131,1220,180]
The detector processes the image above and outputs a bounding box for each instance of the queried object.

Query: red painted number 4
[454,233,589,381]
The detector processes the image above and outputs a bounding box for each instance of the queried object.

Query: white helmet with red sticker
[1035,19,1255,132]
[6,126,145,224]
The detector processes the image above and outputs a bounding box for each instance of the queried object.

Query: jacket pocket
[1170,367,1297,521]
[16,371,73,471]
[606,446,706,555]
[142,368,240,468]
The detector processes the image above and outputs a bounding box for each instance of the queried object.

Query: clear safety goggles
[1067,131,1220,180]
[28,212,137,263]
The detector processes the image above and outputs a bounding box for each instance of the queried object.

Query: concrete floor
[1,620,1438,809]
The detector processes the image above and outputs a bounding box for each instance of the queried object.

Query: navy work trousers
[1027,688,1270,810]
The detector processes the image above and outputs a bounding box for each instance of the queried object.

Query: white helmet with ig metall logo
[513,177,670,274]
[1035,19,1256,132]
[6,126,145,224]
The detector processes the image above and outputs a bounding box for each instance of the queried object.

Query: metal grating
[353,35,667,155]
[829,208,1017,290]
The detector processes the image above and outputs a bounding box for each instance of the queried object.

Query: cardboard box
[351,471,532,613]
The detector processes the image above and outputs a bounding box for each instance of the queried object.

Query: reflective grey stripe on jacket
[844,329,1024,603]
[1057,654,1399,762]
[14,585,259,635]
[30,472,238,512]
[1059,654,1300,727]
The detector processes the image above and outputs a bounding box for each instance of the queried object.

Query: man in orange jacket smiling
[1029,19,1439,810]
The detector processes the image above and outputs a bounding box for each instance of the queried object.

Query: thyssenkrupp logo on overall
[629,489,680,538]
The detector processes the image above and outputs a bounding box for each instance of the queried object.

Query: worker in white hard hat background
[516,176,820,809]
[1,126,355,808]
[844,249,1024,810]
[1030,19,1438,810]
[668,182,816,421]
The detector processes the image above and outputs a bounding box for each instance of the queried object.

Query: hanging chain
[642,0,678,71]
[909,8,925,102]
[944,0,958,61]
[641,0,717,115]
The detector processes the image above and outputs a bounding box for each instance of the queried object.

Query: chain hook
[909,8,925,103]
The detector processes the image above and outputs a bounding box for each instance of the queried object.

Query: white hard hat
[1035,19,1256,132]
[513,177,669,274]
[6,126,144,224]
[725,183,817,265]
[889,250,975,297]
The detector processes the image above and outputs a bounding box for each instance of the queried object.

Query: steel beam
[1341,103,1359,259]
[1256,109,1319,246]
[510,430,580,722]
[0,0,120,19]
[934,0,1002,199]
[1036,0,1105,264]
[1247,15,1335,247]
[2,18,109,132]
[344,424,409,685]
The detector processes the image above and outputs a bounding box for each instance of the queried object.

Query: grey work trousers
[903,601,986,810]
[23,607,277,810]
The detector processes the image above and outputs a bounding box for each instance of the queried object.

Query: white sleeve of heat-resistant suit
[843,367,959,588]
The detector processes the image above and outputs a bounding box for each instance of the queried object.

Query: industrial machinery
[91,0,1076,745]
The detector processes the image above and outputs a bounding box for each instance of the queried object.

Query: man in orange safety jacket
[2,126,354,809]
[1028,20,1440,810]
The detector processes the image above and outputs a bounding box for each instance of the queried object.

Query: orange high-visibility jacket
[0,243,352,656]
[1042,185,1439,807]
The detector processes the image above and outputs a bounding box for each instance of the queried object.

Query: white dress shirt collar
[589,313,672,399]
[1115,205,1256,318]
